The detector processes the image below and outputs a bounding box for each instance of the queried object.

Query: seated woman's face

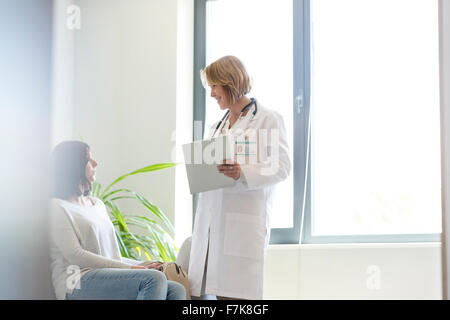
[85,151,98,183]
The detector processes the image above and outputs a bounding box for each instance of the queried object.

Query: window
[304,0,441,243]
[194,0,441,244]
[194,0,298,243]
[204,0,294,229]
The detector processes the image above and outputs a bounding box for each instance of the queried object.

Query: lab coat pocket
[223,213,267,260]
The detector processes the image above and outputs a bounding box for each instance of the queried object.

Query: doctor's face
[210,84,230,110]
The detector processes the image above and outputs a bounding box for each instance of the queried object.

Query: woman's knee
[141,269,166,287]
[166,281,186,300]
[137,269,168,299]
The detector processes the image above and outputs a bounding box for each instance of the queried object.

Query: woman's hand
[217,160,241,180]
[143,262,163,270]
[134,261,163,270]
[131,265,146,269]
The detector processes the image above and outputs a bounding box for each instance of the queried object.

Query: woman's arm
[121,257,142,266]
[50,204,132,270]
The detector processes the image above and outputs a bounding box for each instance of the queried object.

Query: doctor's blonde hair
[201,55,252,105]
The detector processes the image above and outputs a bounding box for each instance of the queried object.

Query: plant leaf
[114,229,130,258]
[101,163,179,197]
[134,193,175,235]
[96,162,179,263]
[104,189,174,235]
[105,201,129,233]
[92,182,102,198]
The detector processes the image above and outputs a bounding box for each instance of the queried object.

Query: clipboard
[182,135,236,194]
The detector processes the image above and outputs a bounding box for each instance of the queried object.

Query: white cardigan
[49,197,140,300]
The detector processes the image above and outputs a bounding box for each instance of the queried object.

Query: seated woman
[49,140,186,300]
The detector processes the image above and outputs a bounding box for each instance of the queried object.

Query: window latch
[295,90,304,114]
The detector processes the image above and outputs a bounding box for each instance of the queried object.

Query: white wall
[72,0,179,225]
[174,0,194,246]
[264,243,441,299]
[51,0,75,147]
[51,0,193,247]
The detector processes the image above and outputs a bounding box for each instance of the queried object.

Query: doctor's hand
[217,160,241,181]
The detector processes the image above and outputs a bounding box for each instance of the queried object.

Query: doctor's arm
[239,113,291,190]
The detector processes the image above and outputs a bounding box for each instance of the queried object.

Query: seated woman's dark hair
[50,140,92,200]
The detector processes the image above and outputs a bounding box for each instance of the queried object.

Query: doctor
[188,55,291,300]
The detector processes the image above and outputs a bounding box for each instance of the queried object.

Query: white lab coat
[188,100,291,300]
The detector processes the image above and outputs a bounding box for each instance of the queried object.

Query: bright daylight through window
[205,0,294,229]
[310,0,441,236]
[203,0,441,240]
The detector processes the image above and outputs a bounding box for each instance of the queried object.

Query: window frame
[193,0,207,215]
[270,0,308,244]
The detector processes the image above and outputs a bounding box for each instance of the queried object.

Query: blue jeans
[66,268,186,300]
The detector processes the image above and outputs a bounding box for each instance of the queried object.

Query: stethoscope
[212,97,258,138]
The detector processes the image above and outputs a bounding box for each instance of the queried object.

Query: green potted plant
[91,163,178,262]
